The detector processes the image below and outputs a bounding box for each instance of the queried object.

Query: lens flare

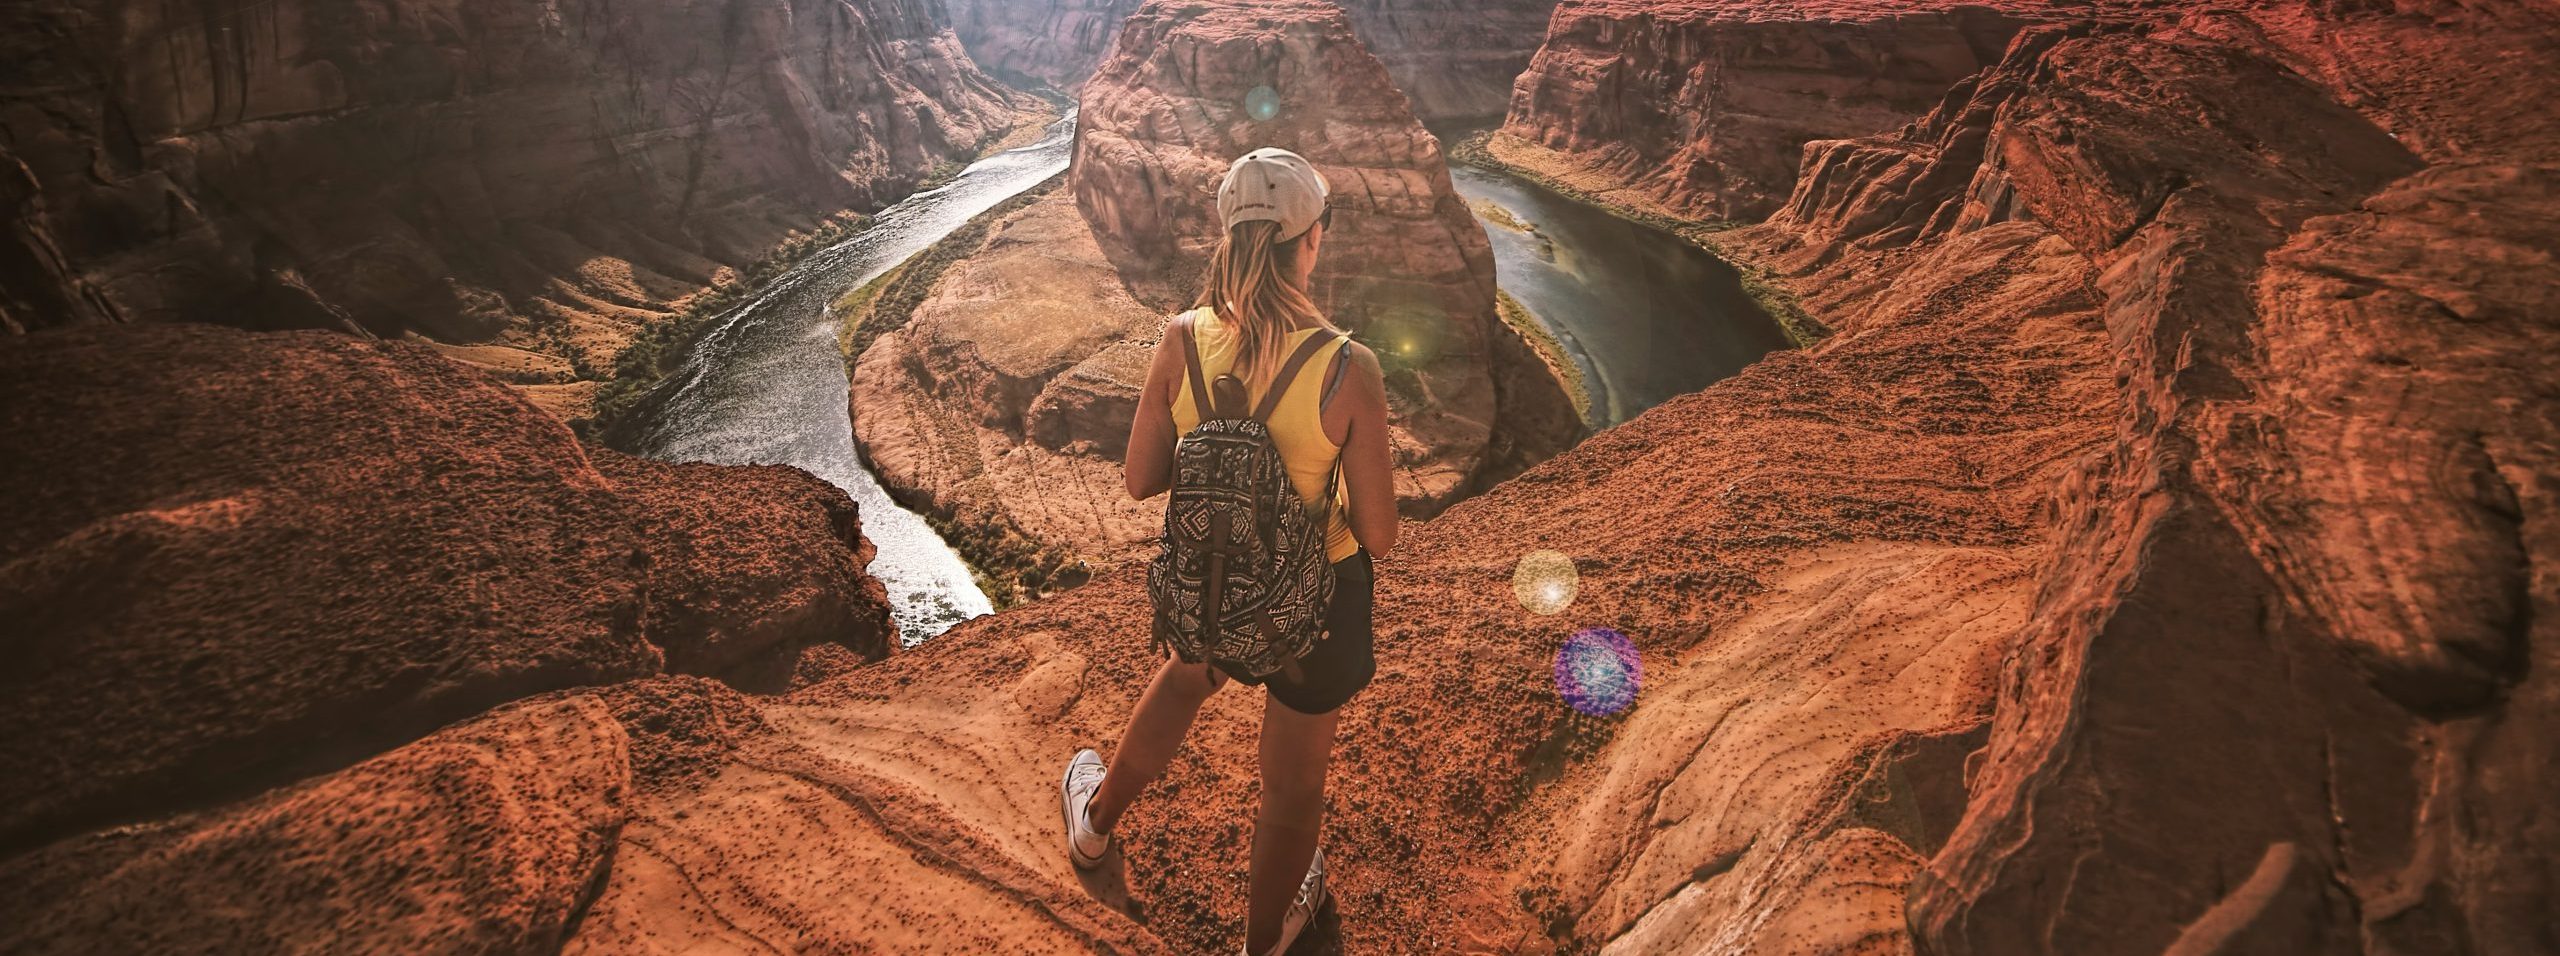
[1362,299,1450,368]
[1245,85,1283,122]
[1512,549,1577,615]
[1555,627,1640,716]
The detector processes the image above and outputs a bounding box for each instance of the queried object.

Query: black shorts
[1213,550,1375,715]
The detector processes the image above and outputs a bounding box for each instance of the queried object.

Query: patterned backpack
[1148,314,1348,679]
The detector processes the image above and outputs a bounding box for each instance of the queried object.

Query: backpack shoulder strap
[1176,311,1213,422]
[1319,336,1352,412]
[1250,330,1343,423]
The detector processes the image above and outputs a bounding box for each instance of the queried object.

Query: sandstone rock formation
[0,0,1027,377]
[0,324,890,855]
[945,0,1558,120]
[852,184,1169,582]
[1495,0,2057,221]
[0,695,633,954]
[1700,6,2558,951]
[1074,0,1581,511]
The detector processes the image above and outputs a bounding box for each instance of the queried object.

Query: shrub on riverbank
[1497,289,1592,425]
[833,176,1083,609]
[587,211,871,444]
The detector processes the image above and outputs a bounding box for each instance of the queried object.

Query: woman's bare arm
[1327,342,1399,556]
[1124,324,1187,500]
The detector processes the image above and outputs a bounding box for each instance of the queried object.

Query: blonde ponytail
[1194,220,1335,385]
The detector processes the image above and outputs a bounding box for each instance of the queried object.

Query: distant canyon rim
[1,1,2554,955]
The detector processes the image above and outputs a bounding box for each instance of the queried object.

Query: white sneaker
[1059,749,1110,870]
[1261,847,1327,955]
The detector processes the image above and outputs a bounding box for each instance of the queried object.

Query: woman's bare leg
[1089,655,1225,833]
[1245,694,1339,955]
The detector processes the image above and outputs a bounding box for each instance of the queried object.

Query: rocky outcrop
[0,696,633,954]
[0,324,890,854]
[1340,0,1562,121]
[1494,0,2059,221]
[1074,0,1580,512]
[1706,4,2559,951]
[851,185,1166,589]
[0,0,1027,376]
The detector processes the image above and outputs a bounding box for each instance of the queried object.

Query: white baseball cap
[1216,147,1330,240]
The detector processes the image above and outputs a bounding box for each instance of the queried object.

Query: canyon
[946,0,1558,119]
[0,0,1030,421]
[0,0,2554,954]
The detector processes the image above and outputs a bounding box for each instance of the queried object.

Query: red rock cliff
[0,324,892,857]
[0,0,1025,365]
[1688,2,2560,950]
[1073,0,1579,511]
[1495,0,2055,220]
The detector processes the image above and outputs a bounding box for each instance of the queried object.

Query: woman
[1057,147,1399,956]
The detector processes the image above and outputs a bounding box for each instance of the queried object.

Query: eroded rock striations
[1073,0,1580,512]
[1688,6,2558,953]
[0,325,890,857]
[0,0,1026,381]
[1494,0,2059,221]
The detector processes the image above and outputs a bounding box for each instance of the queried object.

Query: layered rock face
[0,0,1024,376]
[0,325,890,856]
[1494,0,2053,221]
[1074,0,1580,511]
[1692,6,2558,952]
[945,0,1146,91]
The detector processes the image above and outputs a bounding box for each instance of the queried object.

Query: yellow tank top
[1171,307,1359,563]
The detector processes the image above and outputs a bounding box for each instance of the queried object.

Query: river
[628,110,1077,642]
[628,110,1784,640]
[1448,160,1792,426]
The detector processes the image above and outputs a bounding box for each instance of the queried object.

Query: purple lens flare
[1555,627,1641,716]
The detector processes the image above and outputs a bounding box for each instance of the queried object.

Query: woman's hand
[1123,321,1187,500]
